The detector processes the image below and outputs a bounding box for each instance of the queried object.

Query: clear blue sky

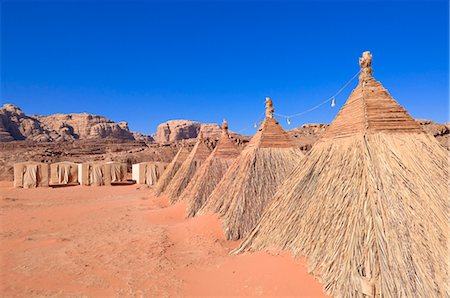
[1,0,448,136]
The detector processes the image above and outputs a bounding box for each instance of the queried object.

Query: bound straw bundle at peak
[199,98,304,240]
[236,51,449,297]
[165,131,212,203]
[154,145,190,196]
[183,119,240,217]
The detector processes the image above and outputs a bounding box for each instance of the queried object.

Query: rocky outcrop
[416,119,449,149]
[154,120,223,143]
[0,104,46,141]
[288,123,328,151]
[0,104,152,142]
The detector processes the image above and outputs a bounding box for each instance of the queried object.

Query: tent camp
[199,98,304,240]
[132,162,168,186]
[236,52,449,297]
[183,119,240,217]
[14,162,49,188]
[78,162,127,186]
[106,161,128,184]
[154,146,190,196]
[165,132,212,203]
[50,161,79,185]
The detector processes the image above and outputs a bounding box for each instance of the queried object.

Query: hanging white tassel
[331,97,336,108]
[287,118,291,125]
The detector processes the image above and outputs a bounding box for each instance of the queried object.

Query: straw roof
[165,132,212,203]
[183,120,240,217]
[154,146,190,196]
[199,98,304,240]
[236,51,449,297]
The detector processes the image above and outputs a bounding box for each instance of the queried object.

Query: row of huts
[151,52,448,297]
[13,161,167,188]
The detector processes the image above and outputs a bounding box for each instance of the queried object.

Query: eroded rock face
[416,119,449,149]
[154,120,223,143]
[0,104,153,142]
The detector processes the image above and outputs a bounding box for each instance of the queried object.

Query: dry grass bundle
[236,52,449,297]
[154,147,190,196]
[183,120,240,217]
[200,147,304,240]
[165,133,212,203]
[199,98,304,240]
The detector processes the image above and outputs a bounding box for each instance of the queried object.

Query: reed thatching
[236,51,449,297]
[154,146,190,196]
[165,132,212,203]
[199,98,304,240]
[183,119,240,217]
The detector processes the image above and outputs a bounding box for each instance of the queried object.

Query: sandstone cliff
[154,120,224,143]
[0,104,153,142]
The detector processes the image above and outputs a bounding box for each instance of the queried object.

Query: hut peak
[222,119,229,132]
[265,97,274,118]
[359,51,373,82]
[197,131,204,140]
[321,51,423,139]
[248,98,296,149]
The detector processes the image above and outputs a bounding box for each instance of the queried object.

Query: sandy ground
[0,182,326,297]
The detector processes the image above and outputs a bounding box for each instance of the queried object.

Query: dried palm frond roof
[154,145,190,196]
[199,98,304,240]
[236,51,449,297]
[183,119,240,217]
[165,132,212,203]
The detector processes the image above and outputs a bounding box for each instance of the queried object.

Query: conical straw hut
[199,98,304,240]
[154,145,190,196]
[236,52,448,297]
[165,132,212,203]
[182,119,240,217]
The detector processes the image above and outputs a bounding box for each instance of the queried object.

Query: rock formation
[154,120,223,143]
[0,104,152,142]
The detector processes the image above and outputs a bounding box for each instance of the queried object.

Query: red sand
[0,182,327,297]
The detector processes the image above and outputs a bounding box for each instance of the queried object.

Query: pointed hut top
[173,146,191,162]
[198,130,204,140]
[222,119,229,132]
[247,98,296,149]
[265,97,274,118]
[189,130,211,161]
[213,119,240,158]
[321,51,424,140]
[359,51,373,82]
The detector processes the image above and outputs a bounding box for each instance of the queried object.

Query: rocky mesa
[154,120,225,143]
[0,104,152,142]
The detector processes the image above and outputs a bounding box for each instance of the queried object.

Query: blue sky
[1,0,448,135]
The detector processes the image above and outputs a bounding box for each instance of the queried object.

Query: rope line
[237,111,265,134]
[274,70,361,120]
[235,70,361,133]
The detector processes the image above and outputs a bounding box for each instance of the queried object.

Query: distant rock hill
[1,104,448,150]
[0,104,153,142]
[154,120,244,143]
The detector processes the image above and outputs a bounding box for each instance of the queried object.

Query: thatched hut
[132,162,168,186]
[13,162,49,188]
[165,132,212,203]
[236,52,449,297]
[154,146,190,196]
[50,161,79,185]
[182,119,240,217]
[199,98,304,240]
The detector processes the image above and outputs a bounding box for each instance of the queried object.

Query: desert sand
[0,182,326,297]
